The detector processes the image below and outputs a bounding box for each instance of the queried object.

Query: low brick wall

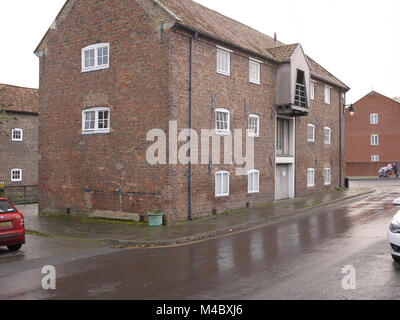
[346,162,397,177]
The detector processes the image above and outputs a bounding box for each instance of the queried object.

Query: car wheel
[7,244,22,252]
[392,254,400,263]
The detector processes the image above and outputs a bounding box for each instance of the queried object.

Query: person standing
[394,162,399,178]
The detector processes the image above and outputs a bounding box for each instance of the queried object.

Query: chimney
[274,32,277,44]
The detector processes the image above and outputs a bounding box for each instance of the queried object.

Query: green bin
[148,212,164,227]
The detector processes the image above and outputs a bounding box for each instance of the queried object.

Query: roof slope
[0,84,39,114]
[158,0,349,90]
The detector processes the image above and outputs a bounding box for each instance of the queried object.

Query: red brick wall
[295,82,343,197]
[346,162,393,177]
[345,91,400,166]
[38,0,172,216]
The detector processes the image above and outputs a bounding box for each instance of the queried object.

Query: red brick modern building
[346,91,400,177]
[35,0,349,222]
[0,84,39,196]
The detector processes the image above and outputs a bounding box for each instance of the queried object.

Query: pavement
[17,188,374,248]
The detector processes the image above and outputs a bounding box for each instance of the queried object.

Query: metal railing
[294,83,307,108]
[1,185,38,205]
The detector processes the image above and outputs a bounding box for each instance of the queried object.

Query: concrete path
[17,188,374,247]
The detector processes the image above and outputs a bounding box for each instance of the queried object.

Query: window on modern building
[215,108,230,135]
[371,135,379,145]
[215,171,230,197]
[82,107,110,134]
[249,59,261,84]
[248,169,260,193]
[217,47,231,76]
[307,124,315,142]
[310,81,315,100]
[324,86,331,105]
[371,155,380,162]
[307,168,315,187]
[248,114,260,137]
[324,127,331,145]
[370,114,379,125]
[277,118,290,155]
[12,128,23,141]
[294,70,307,108]
[81,43,109,72]
[324,168,331,185]
[11,169,22,182]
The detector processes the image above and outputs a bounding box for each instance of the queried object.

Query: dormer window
[81,43,109,72]
[294,70,307,108]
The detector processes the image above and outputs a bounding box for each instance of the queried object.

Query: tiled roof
[158,0,283,61]
[158,0,349,90]
[0,84,39,114]
[267,43,299,62]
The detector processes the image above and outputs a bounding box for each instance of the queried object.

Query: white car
[388,210,400,262]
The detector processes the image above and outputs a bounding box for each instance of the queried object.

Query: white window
[307,168,315,187]
[248,169,260,193]
[310,81,315,100]
[307,124,315,142]
[371,135,379,146]
[217,48,231,76]
[11,169,22,182]
[324,127,331,145]
[249,59,261,84]
[81,43,109,72]
[370,114,379,124]
[248,114,260,137]
[215,171,230,197]
[371,155,380,162]
[324,86,331,105]
[82,107,110,134]
[12,128,23,141]
[215,108,230,135]
[324,168,331,185]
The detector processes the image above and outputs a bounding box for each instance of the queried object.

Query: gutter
[339,88,343,188]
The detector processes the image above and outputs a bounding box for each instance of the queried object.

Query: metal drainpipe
[188,32,198,221]
[339,88,343,188]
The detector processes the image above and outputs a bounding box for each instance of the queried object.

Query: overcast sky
[1,0,399,103]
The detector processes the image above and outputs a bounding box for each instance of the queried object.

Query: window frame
[11,169,22,182]
[215,108,230,135]
[307,168,315,187]
[215,170,230,197]
[82,107,110,134]
[370,114,379,125]
[12,128,23,142]
[371,135,379,146]
[248,114,260,137]
[307,124,315,142]
[81,43,110,73]
[371,155,380,162]
[249,59,261,85]
[216,47,231,76]
[324,86,331,105]
[324,127,331,145]
[310,81,315,101]
[324,168,331,185]
[248,169,260,194]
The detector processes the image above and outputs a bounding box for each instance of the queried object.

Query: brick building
[0,84,39,189]
[35,0,349,222]
[346,91,400,177]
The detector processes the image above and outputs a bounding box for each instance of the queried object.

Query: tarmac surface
[1,187,400,300]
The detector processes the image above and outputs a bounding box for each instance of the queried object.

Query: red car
[0,198,25,252]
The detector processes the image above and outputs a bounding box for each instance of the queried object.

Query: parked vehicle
[379,167,393,178]
[0,198,25,252]
[388,210,400,262]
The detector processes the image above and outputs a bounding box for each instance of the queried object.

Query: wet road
[1,191,400,300]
